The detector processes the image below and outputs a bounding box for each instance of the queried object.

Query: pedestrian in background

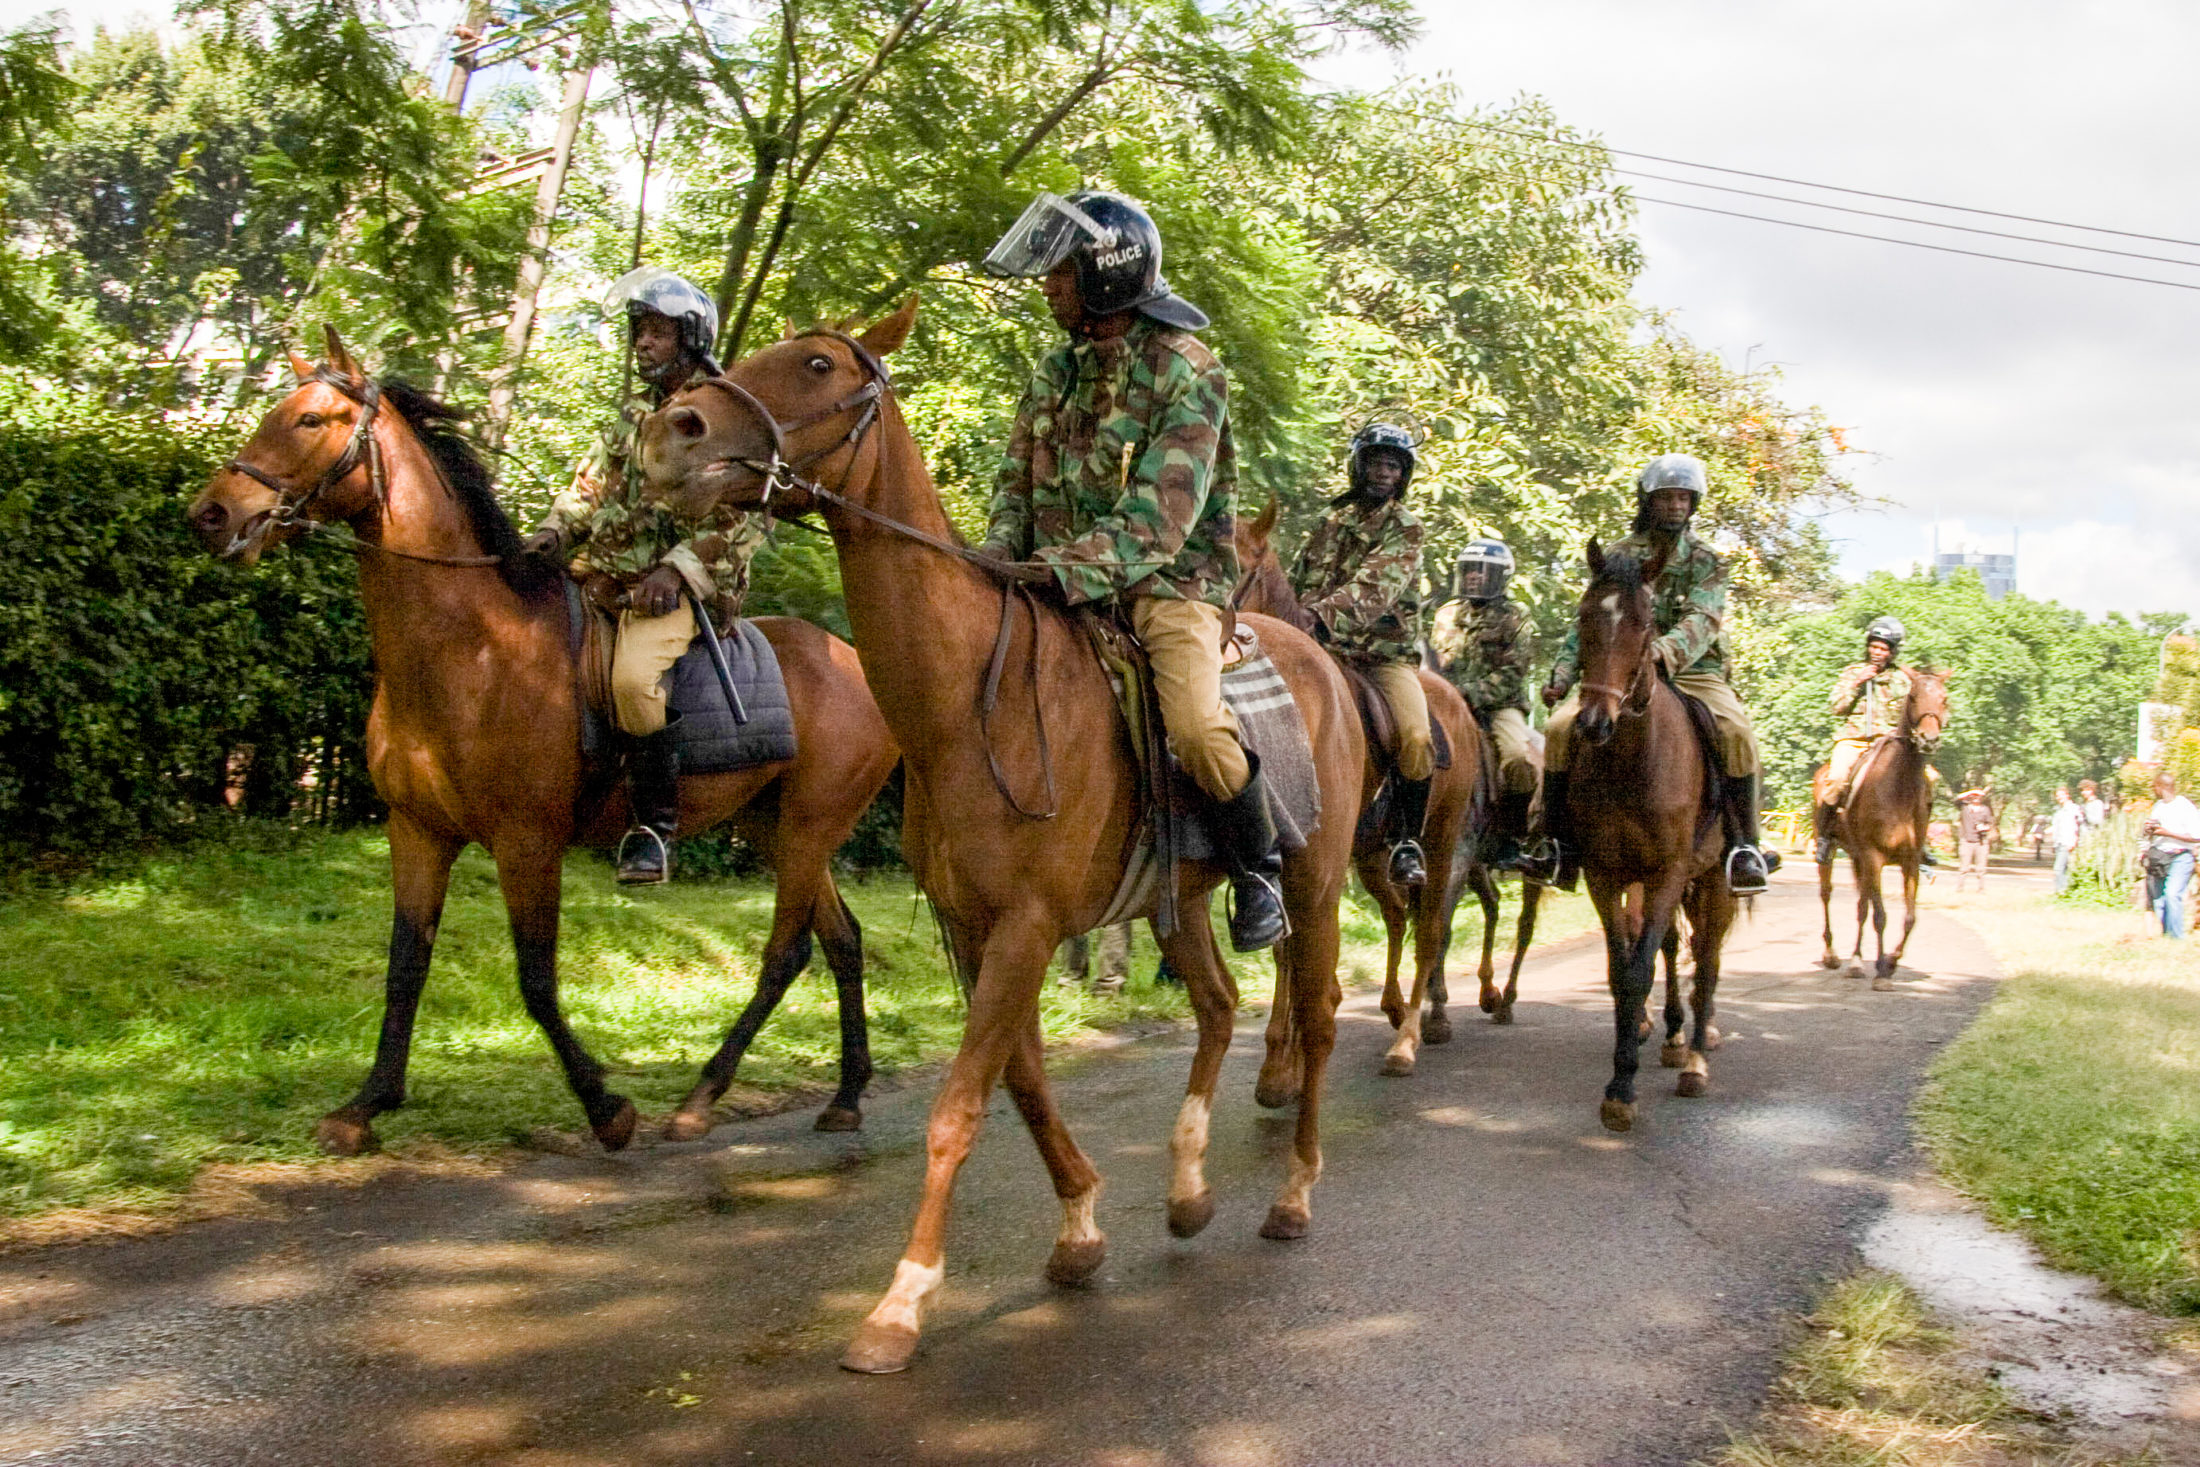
[2141,771,2200,939]
[1955,789,1993,893]
[2049,785,2082,896]
[2080,778,2106,829]
[1059,922,1134,996]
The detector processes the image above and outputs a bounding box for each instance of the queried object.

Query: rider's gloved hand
[630,565,688,617]
[1541,680,1564,708]
[521,528,565,561]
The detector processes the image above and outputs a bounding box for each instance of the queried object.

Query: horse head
[1906,666,1948,748]
[1572,536,1668,747]
[639,297,918,524]
[189,326,386,565]
[1229,499,1313,632]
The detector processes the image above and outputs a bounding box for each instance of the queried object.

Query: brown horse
[186,329,897,1154]
[638,299,1365,1375]
[1815,669,1946,984]
[1566,539,1736,1132]
[1230,502,1494,1077]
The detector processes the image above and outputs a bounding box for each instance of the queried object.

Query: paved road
[0,869,2005,1467]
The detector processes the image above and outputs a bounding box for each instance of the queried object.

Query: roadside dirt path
[0,870,2003,1466]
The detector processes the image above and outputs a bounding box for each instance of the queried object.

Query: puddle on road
[1863,1180,2197,1424]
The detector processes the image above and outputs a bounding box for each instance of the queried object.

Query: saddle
[1337,659,1453,854]
[1666,678,1732,841]
[563,581,798,776]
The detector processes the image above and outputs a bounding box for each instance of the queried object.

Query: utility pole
[443,0,493,110]
[483,61,592,447]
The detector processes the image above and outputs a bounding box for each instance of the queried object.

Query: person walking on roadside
[2141,770,2200,938]
[1059,922,1134,996]
[2049,785,2082,896]
[1954,789,1993,892]
[2079,778,2106,829]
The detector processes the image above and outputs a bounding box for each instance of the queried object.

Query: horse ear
[858,294,920,358]
[1251,497,1279,543]
[322,325,362,382]
[781,319,800,341]
[1585,536,1604,574]
[287,347,315,383]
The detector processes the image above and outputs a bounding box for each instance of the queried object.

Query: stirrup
[1225,869,1290,953]
[1388,838,1427,888]
[615,826,672,885]
[1725,845,1768,896]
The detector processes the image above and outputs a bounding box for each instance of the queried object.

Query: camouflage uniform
[538,393,767,735]
[1432,595,1538,795]
[1289,494,1432,780]
[982,318,1248,800]
[1821,661,1913,802]
[1544,527,1758,777]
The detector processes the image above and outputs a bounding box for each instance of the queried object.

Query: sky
[1322,0,2200,621]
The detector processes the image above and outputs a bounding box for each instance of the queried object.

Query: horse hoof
[1379,1053,1416,1078]
[1675,1071,1709,1099]
[315,1110,378,1157]
[1492,1003,1515,1026]
[1478,986,1500,1014]
[1599,1099,1635,1133]
[1379,1000,1406,1029]
[1166,1192,1216,1238]
[593,1097,639,1153]
[1871,975,1896,992]
[1844,961,1869,981]
[1635,1017,1653,1040]
[663,1107,715,1142]
[1702,1026,1722,1051]
[1045,1236,1107,1286]
[841,1320,919,1375]
[1259,1204,1310,1241]
[1422,1009,1454,1045]
[1253,1073,1300,1110]
[1659,1042,1688,1069]
[1818,955,1841,970]
[814,1105,863,1132]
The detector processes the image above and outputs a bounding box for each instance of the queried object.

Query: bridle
[1577,587,1655,718]
[222,367,503,568]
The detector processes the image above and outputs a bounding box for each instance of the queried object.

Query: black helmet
[1456,537,1514,601]
[1866,615,1905,654]
[1348,423,1417,496]
[982,190,1209,330]
[604,266,720,376]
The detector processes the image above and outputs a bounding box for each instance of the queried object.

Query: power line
[1365,100,2200,253]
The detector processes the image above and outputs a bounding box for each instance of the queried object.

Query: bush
[2064,808,2144,903]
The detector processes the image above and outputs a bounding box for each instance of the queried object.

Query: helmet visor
[983,193,1108,279]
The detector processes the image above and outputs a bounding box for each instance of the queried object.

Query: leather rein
[224,367,503,569]
[698,331,1059,818]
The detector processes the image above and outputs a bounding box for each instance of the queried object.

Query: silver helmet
[1456,537,1514,601]
[1866,615,1905,655]
[604,266,720,375]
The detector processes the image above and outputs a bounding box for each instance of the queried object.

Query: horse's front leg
[1881,857,1921,986]
[1262,898,1342,1241]
[497,837,635,1151]
[1371,856,1409,1032]
[318,811,463,1156]
[1254,958,1302,1109]
[1677,880,1735,1097]
[1383,835,1461,1076]
[1160,898,1236,1239]
[1496,877,1540,1024]
[1471,862,1502,1014]
[1658,923,1689,1069]
[843,913,1051,1374]
[1817,842,1841,969]
[1599,874,1683,1133]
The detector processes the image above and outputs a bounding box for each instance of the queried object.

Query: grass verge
[1920,883,2200,1317]
[0,822,1591,1229]
[1704,1272,2157,1466]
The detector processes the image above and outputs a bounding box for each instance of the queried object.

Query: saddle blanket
[568,582,797,775]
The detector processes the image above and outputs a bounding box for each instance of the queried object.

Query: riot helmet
[604,266,720,379]
[1456,538,1515,602]
[1633,453,1707,532]
[1348,423,1417,497]
[983,190,1209,330]
[1865,615,1905,659]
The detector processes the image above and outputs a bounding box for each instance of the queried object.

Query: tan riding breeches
[1485,706,1539,795]
[1131,596,1249,802]
[1821,738,1874,804]
[611,601,699,736]
[1544,669,1759,777]
[1368,661,1436,782]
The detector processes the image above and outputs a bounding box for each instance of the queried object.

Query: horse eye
[806,355,832,374]
[296,412,323,429]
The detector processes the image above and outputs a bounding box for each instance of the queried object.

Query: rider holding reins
[1289,424,1435,887]
[977,190,1287,953]
[1526,453,1777,897]
[1812,615,1930,866]
[524,267,767,885]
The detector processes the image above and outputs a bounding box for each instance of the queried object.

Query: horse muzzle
[1577,703,1616,747]
[187,492,278,565]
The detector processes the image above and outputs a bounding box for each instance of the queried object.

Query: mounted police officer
[1430,536,1537,869]
[977,190,1285,952]
[1290,423,1434,886]
[523,267,766,885]
[1526,453,1778,896]
[1813,615,1933,865]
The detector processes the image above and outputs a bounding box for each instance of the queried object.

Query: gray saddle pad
[668,618,798,775]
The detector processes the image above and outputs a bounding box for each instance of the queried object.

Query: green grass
[0,823,1587,1226]
[1921,889,2200,1317]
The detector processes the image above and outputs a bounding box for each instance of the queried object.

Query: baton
[683,589,750,725]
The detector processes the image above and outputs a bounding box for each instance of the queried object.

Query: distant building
[1933,550,2016,599]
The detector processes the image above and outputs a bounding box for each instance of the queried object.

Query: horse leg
[496,839,635,1151]
[1658,924,1689,1069]
[318,812,461,1155]
[666,886,817,1142]
[1472,863,1503,1015]
[1160,898,1236,1238]
[999,1006,1107,1287]
[1263,906,1341,1241]
[1374,860,1409,1030]
[1496,878,1540,1024]
[843,915,1051,1374]
[1599,875,1683,1133]
[1422,860,1475,1045]
[1383,838,1458,1076]
[1848,856,1873,977]
[1254,957,1302,1110]
[1880,858,1920,987]
[814,885,873,1128]
[1818,839,1841,969]
[1677,881,1734,1097]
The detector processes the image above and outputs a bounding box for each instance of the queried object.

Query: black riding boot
[1488,790,1535,870]
[1214,756,1288,953]
[616,718,681,885]
[1520,770,1578,891]
[1723,772,1776,895]
[1387,775,1433,888]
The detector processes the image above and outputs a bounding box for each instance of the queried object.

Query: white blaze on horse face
[1168,1093,1212,1206]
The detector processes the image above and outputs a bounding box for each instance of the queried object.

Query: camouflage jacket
[1551,527,1730,691]
[1829,661,1912,742]
[980,319,1239,607]
[1431,595,1534,715]
[536,390,766,625]
[1288,494,1423,663]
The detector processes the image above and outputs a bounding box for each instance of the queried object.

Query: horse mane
[1594,549,1647,595]
[376,377,557,601]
